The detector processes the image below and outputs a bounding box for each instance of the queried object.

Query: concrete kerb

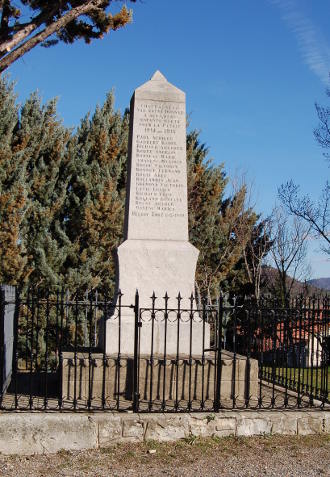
[0,410,328,455]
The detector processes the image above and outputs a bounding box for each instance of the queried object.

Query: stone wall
[0,410,328,455]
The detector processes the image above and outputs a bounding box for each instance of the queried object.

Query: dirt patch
[0,435,329,476]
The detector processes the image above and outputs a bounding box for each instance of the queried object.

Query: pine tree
[186,130,258,300]
[15,93,72,288]
[65,92,129,292]
[0,76,27,284]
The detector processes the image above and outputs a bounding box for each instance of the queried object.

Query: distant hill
[261,266,328,297]
[308,277,330,291]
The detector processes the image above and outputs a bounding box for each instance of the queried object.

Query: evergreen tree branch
[0,1,133,73]
[0,4,59,57]
[0,0,11,41]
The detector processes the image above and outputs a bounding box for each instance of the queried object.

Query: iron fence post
[214,293,223,411]
[12,287,20,410]
[0,287,5,402]
[133,290,140,412]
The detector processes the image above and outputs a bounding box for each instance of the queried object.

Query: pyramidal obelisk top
[151,70,166,81]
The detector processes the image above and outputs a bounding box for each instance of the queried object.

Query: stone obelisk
[105,71,209,355]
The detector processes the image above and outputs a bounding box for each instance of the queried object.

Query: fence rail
[0,288,329,412]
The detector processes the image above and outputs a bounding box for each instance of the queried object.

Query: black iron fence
[0,288,329,412]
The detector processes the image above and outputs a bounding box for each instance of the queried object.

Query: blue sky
[7,0,330,278]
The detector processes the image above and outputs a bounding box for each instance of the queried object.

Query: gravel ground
[0,435,329,477]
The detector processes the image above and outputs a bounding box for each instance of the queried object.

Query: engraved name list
[133,101,186,219]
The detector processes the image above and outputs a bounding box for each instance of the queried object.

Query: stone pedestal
[105,240,209,355]
[61,351,259,409]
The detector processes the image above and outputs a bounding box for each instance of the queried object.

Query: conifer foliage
[0,77,72,286]
[187,131,258,299]
[18,93,72,287]
[0,76,26,283]
[65,93,129,292]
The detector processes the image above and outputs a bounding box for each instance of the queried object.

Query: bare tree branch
[314,85,330,160]
[278,180,330,255]
[268,207,311,305]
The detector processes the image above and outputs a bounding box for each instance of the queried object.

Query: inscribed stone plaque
[125,70,188,241]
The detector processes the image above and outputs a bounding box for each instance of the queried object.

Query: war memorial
[0,73,328,454]
[60,71,257,409]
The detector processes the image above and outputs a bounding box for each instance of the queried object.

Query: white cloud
[270,0,330,85]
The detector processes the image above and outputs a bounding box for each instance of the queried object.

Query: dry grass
[0,435,329,476]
